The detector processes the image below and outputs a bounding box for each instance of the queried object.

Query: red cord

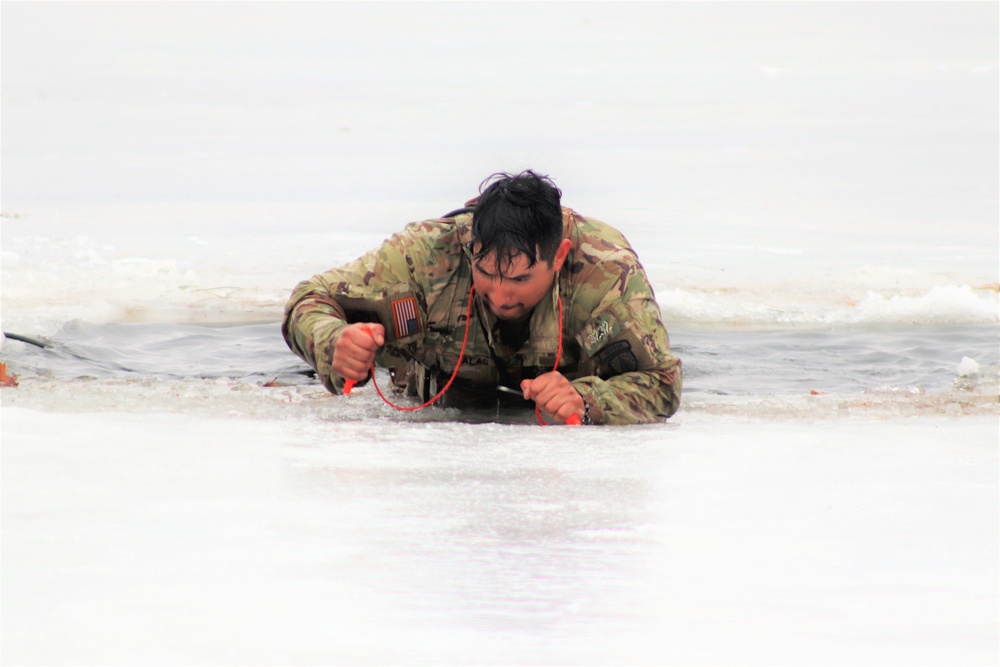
[366,284,476,411]
[354,284,581,425]
[533,292,582,426]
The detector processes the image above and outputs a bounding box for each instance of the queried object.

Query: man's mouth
[494,303,522,316]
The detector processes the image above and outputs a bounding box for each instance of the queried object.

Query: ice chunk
[957,356,980,377]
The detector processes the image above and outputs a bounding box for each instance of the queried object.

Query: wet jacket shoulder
[560,209,682,423]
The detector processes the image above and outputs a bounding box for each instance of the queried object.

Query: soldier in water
[282,170,682,425]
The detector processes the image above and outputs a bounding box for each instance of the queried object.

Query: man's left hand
[521,372,585,425]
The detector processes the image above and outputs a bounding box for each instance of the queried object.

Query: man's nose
[491,281,516,302]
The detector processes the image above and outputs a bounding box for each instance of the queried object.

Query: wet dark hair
[471,170,563,275]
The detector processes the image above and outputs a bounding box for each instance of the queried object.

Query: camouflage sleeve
[568,251,683,425]
[281,228,419,394]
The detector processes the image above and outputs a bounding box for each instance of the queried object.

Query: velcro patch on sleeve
[578,302,626,357]
[333,289,424,344]
[391,296,421,340]
[595,339,639,374]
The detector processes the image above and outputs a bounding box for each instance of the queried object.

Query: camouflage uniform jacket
[282,206,682,424]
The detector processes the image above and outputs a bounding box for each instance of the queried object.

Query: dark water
[2,322,997,396]
[2,322,314,385]
[672,326,999,396]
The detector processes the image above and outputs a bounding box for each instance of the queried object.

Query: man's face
[471,240,571,321]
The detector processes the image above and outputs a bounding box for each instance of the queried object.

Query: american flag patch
[390,296,420,339]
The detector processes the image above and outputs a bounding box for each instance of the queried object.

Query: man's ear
[552,238,572,273]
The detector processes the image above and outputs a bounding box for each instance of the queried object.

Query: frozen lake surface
[2,2,998,665]
[4,408,997,666]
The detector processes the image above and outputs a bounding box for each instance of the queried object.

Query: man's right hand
[332,323,385,381]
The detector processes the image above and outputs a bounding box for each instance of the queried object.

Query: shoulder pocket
[576,301,655,377]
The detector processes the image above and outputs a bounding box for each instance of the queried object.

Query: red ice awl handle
[534,405,583,426]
